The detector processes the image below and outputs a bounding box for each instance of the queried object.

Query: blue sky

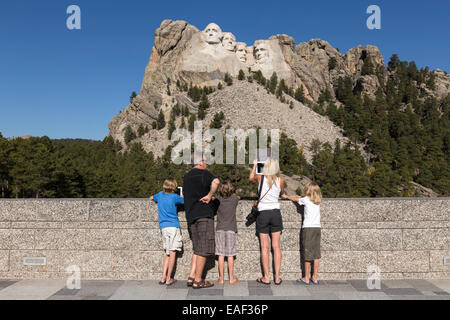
[0,0,449,140]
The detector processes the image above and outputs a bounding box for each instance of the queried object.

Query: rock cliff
[108,19,450,161]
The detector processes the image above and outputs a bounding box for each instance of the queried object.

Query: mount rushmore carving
[136,19,449,108]
[108,19,450,160]
[180,22,293,86]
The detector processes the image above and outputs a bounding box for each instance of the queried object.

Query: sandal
[296,279,311,285]
[274,279,283,285]
[311,280,320,285]
[187,277,195,287]
[166,280,177,287]
[192,280,214,289]
[256,278,271,285]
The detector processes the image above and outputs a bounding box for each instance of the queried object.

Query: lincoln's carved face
[254,41,270,64]
[204,23,223,44]
[236,42,247,62]
[222,32,236,52]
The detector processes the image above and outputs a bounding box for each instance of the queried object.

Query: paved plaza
[0,279,448,300]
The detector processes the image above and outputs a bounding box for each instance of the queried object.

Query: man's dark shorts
[190,218,215,257]
[256,209,283,234]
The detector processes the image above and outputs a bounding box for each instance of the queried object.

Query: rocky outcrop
[108,19,449,161]
[433,69,450,100]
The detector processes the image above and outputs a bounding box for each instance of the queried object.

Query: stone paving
[0,279,449,300]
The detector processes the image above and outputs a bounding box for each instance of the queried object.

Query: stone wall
[0,198,448,281]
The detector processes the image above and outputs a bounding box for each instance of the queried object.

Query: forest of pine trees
[1,54,448,198]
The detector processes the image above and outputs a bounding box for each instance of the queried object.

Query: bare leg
[303,261,311,283]
[166,251,177,285]
[271,232,282,283]
[194,255,207,283]
[228,256,239,284]
[161,254,169,283]
[259,233,271,282]
[188,253,197,284]
[311,259,320,283]
[218,256,225,284]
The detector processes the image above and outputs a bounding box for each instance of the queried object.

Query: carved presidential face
[222,32,236,52]
[236,42,247,62]
[204,23,223,44]
[254,41,270,64]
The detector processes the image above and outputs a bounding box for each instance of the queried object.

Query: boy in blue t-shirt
[150,178,184,286]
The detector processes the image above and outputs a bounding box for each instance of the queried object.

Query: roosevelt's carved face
[254,41,270,64]
[236,42,247,62]
[222,32,236,52]
[204,23,223,44]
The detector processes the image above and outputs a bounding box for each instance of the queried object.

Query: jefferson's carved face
[236,42,247,62]
[222,32,236,52]
[254,42,270,64]
[204,23,223,44]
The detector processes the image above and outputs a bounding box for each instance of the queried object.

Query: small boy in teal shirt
[150,178,184,286]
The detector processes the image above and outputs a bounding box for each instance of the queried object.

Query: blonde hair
[163,178,178,193]
[219,181,235,198]
[263,158,280,189]
[303,182,322,205]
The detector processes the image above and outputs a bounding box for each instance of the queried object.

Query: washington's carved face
[204,23,223,44]
[222,32,236,52]
[254,42,270,64]
[236,42,247,62]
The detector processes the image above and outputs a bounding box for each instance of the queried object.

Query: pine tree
[328,57,337,71]
[269,72,278,94]
[173,103,181,117]
[199,93,209,107]
[210,112,225,129]
[130,91,137,103]
[361,58,374,75]
[0,134,11,198]
[182,105,190,117]
[294,85,306,103]
[188,114,196,132]
[388,54,400,71]
[137,125,146,137]
[157,110,166,130]
[168,119,176,139]
[224,73,233,86]
[124,125,137,145]
[180,118,186,129]
[318,89,332,105]
[238,69,245,81]
[198,107,206,120]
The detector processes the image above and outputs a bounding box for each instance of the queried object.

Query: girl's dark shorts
[256,209,283,234]
[302,228,321,261]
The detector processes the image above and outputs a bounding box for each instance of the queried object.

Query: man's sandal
[192,280,214,289]
[187,277,195,287]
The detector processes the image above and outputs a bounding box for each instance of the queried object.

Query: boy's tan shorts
[302,228,321,261]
